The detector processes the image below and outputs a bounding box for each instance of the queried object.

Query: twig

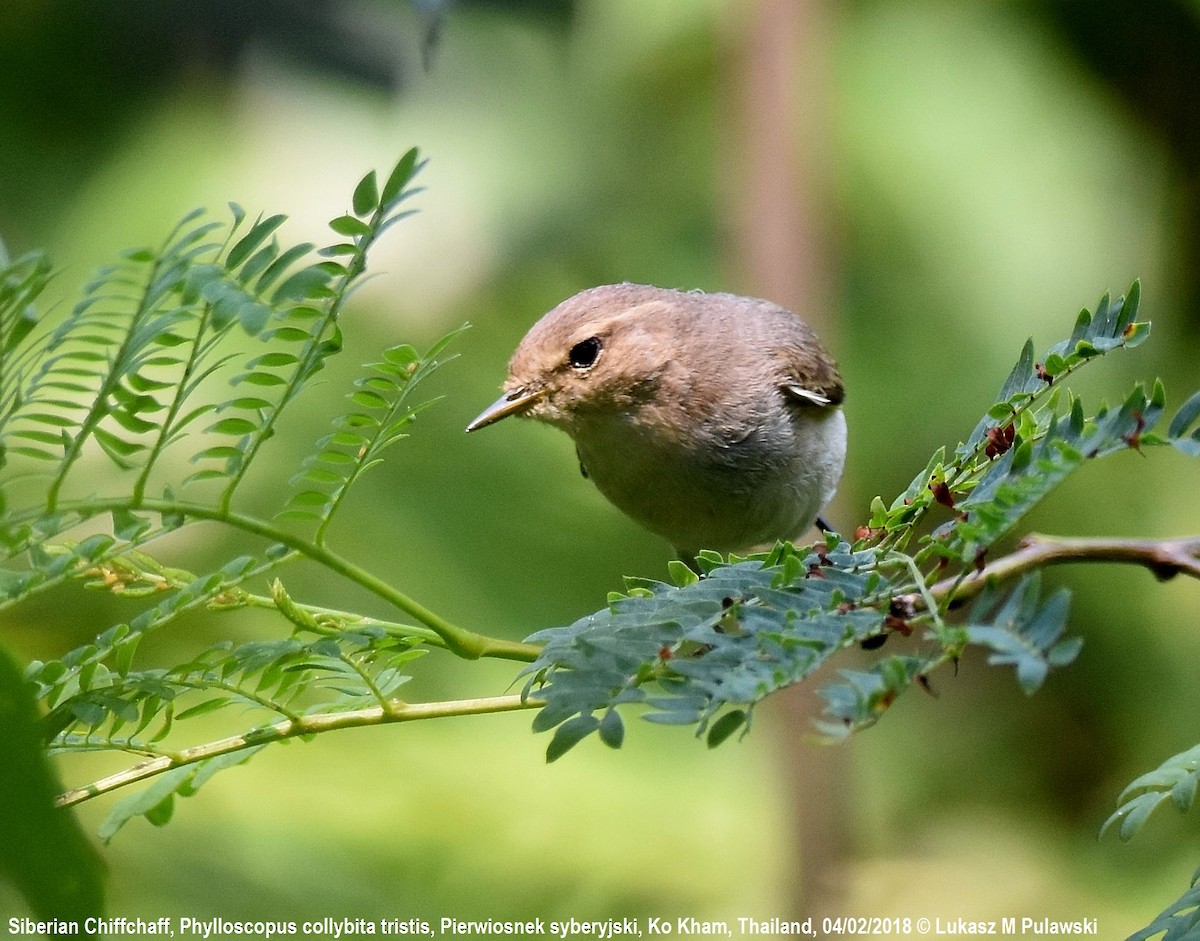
[925,533,1200,609]
[56,693,541,808]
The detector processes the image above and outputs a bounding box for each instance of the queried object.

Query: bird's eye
[568,337,602,369]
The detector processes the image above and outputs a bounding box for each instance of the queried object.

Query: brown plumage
[468,284,847,559]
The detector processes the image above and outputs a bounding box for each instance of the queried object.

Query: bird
[466,283,846,563]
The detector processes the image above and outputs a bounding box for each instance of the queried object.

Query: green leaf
[597,708,625,749]
[207,417,258,436]
[227,397,274,411]
[227,214,287,270]
[546,714,601,762]
[706,709,747,748]
[381,148,421,207]
[232,371,288,387]
[314,449,356,466]
[235,243,279,286]
[0,643,105,917]
[1169,391,1200,457]
[667,559,699,587]
[273,265,332,303]
[179,262,223,304]
[98,766,193,841]
[350,389,389,410]
[93,426,145,462]
[1126,871,1200,941]
[125,373,175,394]
[108,409,158,435]
[112,509,152,541]
[352,171,379,217]
[1169,391,1200,440]
[376,209,419,237]
[237,302,271,336]
[246,349,302,369]
[255,242,315,292]
[329,215,372,238]
[268,326,313,343]
[288,490,330,507]
[174,696,233,720]
[191,445,243,462]
[1105,791,1172,844]
[318,243,358,258]
[384,346,419,370]
[965,578,1075,695]
[1104,743,1200,843]
[75,534,116,561]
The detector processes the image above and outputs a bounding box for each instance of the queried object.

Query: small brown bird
[467,283,846,561]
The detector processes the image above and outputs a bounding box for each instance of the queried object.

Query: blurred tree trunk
[720,0,851,918]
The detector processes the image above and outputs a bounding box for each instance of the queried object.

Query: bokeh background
[3,0,1200,934]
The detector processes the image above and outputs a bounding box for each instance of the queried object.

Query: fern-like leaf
[1103,743,1200,842]
[962,574,1078,694]
[96,749,266,842]
[522,538,887,760]
[867,282,1149,553]
[1126,869,1200,941]
[280,326,466,541]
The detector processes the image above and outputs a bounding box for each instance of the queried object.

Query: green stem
[47,250,174,510]
[168,675,303,723]
[217,201,374,518]
[133,302,215,503]
[338,650,391,709]
[52,497,541,662]
[879,342,1126,564]
[887,550,946,636]
[242,592,448,649]
[56,693,542,808]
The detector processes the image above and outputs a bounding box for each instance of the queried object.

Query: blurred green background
[3,0,1200,934]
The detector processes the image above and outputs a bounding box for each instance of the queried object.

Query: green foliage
[1103,743,1200,842]
[961,575,1077,695]
[96,749,266,843]
[524,536,887,758]
[1127,871,1200,941]
[279,331,466,543]
[0,642,104,920]
[0,149,430,525]
[0,150,494,860]
[870,286,1154,562]
[1170,390,1200,457]
[36,585,430,793]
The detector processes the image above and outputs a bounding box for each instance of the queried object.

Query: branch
[56,693,541,808]
[928,533,1200,608]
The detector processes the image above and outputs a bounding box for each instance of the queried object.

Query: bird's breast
[570,405,846,556]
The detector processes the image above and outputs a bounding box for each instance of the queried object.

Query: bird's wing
[782,382,833,407]
[773,336,845,407]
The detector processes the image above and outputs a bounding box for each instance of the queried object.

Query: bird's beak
[466,386,545,432]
